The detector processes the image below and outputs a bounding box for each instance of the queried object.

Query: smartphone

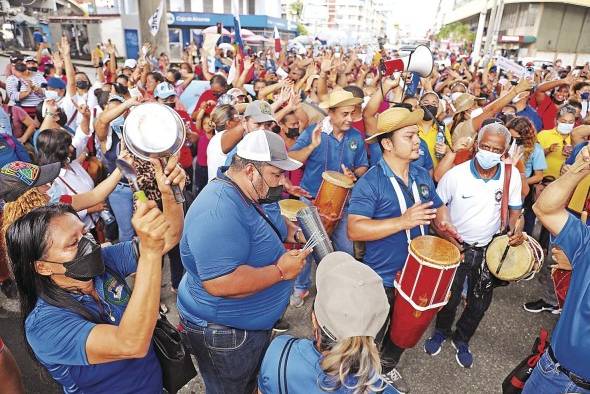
[129,87,142,98]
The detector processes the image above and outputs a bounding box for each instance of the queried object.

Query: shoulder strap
[277,338,297,394]
[57,175,78,194]
[500,163,512,232]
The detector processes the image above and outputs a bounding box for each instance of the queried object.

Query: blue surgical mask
[475,147,502,169]
[111,115,125,137]
[581,92,590,101]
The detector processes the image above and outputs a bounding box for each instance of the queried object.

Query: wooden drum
[486,234,544,282]
[390,236,461,348]
[279,199,307,222]
[313,171,354,236]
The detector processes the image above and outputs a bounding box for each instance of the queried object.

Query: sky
[384,0,442,39]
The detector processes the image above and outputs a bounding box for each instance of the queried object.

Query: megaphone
[379,45,434,78]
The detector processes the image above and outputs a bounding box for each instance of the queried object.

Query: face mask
[14,63,27,72]
[514,137,524,146]
[252,166,283,204]
[164,102,175,109]
[57,110,67,127]
[114,84,129,96]
[286,127,300,138]
[76,80,90,90]
[45,90,60,101]
[581,92,590,101]
[111,115,125,136]
[443,116,453,126]
[44,235,105,281]
[28,66,38,72]
[556,122,574,135]
[470,107,484,119]
[475,147,503,170]
[365,78,373,86]
[421,105,438,121]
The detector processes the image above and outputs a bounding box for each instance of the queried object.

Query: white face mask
[470,107,484,119]
[364,78,373,86]
[451,92,463,103]
[556,122,574,135]
[45,90,61,101]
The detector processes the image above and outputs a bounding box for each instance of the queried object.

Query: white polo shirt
[436,160,522,246]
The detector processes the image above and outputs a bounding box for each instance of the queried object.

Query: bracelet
[275,264,285,280]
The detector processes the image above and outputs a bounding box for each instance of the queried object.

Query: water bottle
[100,209,116,225]
[435,127,445,160]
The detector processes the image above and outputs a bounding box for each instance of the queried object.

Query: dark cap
[0,161,61,202]
[10,54,24,64]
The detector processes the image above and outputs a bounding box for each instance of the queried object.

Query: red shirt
[529,94,557,131]
[175,109,196,169]
[196,129,211,167]
[192,89,218,117]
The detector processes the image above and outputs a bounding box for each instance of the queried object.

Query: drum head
[486,235,533,281]
[409,235,461,266]
[322,171,354,188]
[279,199,307,222]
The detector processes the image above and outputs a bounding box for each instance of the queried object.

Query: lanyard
[388,173,424,244]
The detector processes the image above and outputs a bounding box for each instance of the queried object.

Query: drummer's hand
[401,201,437,230]
[507,229,525,246]
[341,164,357,182]
[276,248,313,280]
[549,247,572,271]
[150,155,186,195]
[437,220,463,244]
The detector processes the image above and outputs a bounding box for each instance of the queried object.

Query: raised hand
[401,201,437,229]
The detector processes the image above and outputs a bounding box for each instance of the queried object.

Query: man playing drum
[288,90,369,306]
[523,145,590,393]
[347,106,458,393]
[424,123,524,368]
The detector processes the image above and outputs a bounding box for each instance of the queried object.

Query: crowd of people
[0,30,589,394]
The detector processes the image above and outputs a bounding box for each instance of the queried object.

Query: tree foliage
[436,22,476,43]
[290,0,304,21]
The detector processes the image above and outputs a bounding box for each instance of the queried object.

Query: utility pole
[471,0,488,63]
[490,0,504,57]
[482,0,498,59]
[138,0,170,57]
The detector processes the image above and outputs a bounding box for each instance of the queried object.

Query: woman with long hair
[258,252,397,394]
[4,159,185,393]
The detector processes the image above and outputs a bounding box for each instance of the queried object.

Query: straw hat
[453,93,477,114]
[365,107,423,144]
[319,90,363,109]
[305,74,319,92]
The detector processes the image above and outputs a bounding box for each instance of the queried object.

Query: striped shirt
[6,73,46,107]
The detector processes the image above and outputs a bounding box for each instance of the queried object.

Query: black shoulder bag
[105,265,197,394]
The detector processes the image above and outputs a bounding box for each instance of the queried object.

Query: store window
[168,28,183,60]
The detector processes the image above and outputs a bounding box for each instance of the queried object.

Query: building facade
[442,0,590,65]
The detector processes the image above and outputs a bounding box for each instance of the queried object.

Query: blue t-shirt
[290,125,369,197]
[0,133,30,167]
[369,139,433,172]
[24,242,162,394]
[258,335,399,394]
[0,107,13,135]
[523,143,547,178]
[517,105,543,133]
[565,141,588,166]
[348,159,442,287]
[551,214,590,380]
[177,170,291,330]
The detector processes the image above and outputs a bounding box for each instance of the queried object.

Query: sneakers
[272,318,290,333]
[523,299,561,314]
[452,339,473,368]
[289,289,309,308]
[382,368,409,393]
[0,278,17,299]
[424,329,446,356]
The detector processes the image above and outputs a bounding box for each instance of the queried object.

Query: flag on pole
[148,0,164,37]
[274,26,281,54]
[233,13,244,56]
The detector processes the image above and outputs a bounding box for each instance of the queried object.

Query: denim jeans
[375,286,404,370]
[107,183,134,242]
[523,352,590,394]
[435,247,494,344]
[180,318,272,394]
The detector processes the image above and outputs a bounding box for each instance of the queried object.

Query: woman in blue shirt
[258,252,399,394]
[4,159,185,393]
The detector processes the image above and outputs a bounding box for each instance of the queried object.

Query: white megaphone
[380,45,434,78]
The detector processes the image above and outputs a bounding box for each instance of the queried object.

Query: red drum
[389,235,461,348]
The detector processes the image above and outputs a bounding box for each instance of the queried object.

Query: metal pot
[123,102,186,203]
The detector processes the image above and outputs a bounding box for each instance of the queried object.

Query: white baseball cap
[314,252,389,341]
[154,82,176,99]
[124,59,137,69]
[236,130,302,171]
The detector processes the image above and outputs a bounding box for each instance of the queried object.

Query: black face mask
[45,235,105,281]
[76,80,90,90]
[164,102,175,109]
[513,137,524,146]
[253,167,283,204]
[421,104,438,121]
[114,83,129,96]
[14,63,27,72]
[271,124,281,134]
[286,127,300,138]
[28,66,38,72]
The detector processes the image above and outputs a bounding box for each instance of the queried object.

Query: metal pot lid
[123,103,186,160]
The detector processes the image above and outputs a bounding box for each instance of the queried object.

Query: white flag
[148,0,164,37]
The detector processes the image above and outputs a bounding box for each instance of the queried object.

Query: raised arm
[59,36,76,97]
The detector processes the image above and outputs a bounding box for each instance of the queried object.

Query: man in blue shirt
[348,107,456,393]
[524,144,590,393]
[178,130,311,394]
[512,90,543,132]
[289,90,369,256]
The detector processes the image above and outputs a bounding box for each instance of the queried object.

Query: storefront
[166,12,297,59]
